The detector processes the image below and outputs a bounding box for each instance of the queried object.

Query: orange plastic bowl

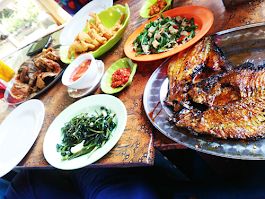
[124,6,214,62]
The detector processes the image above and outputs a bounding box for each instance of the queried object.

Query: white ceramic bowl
[62,53,98,89]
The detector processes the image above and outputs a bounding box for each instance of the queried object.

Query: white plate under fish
[0,99,45,177]
[59,0,113,45]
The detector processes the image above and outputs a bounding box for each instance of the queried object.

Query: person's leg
[4,169,81,199]
[70,167,160,199]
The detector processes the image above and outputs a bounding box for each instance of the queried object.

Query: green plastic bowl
[100,58,137,94]
[140,0,172,18]
[60,4,130,64]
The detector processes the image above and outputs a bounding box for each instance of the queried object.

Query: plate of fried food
[4,47,66,104]
[60,4,130,64]
[59,0,113,46]
[140,0,172,18]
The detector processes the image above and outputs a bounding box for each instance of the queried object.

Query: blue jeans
[4,168,159,199]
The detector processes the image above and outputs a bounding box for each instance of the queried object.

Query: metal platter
[143,22,265,160]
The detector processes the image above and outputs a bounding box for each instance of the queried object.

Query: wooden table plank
[0,0,163,168]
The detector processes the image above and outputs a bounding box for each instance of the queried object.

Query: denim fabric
[4,169,79,199]
[4,168,159,199]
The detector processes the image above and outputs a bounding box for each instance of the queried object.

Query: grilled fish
[176,97,265,139]
[166,36,232,112]
[166,36,265,140]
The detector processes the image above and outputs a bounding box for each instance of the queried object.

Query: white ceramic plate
[43,94,127,170]
[0,99,45,177]
[59,0,113,45]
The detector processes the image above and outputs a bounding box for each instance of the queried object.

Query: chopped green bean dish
[56,106,117,161]
[133,14,198,56]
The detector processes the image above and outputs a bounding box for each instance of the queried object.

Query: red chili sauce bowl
[69,59,91,83]
[62,53,98,89]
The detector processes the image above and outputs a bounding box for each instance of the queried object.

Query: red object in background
[111,68,131,88]
[0,90,4,99]
[0,81,22,103]
[68,1,76,9]
[56,0,93,16]
[79,0,89,6]
[0,82,6,89]
[0,82,6,99]
[5,94,23,104]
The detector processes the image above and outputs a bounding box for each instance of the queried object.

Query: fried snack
[77,31,99,47]
[86,26,107,44]
[68,12,124,59]
[68,32,97,58]
[110,14,124,32]
[89,13,112,40]
[89,12,124,40]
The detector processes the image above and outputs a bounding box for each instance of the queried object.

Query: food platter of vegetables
[124,6,214,61]
[43,94,127,170]
[132,14,198,56]
[56,107,117,161]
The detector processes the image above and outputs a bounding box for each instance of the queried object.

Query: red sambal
[111,68,131,88]
[70,59,91,83]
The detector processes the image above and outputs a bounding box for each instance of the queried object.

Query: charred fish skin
[165,36,232,114]
[176,97,265,139]
[166,36,265,140]
[220,62,265,99]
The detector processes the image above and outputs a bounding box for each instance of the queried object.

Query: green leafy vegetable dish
[56,106,116,161]
[133,14,198,56]
[100,58,137,94]
[140,0,172,18]
[60,4,130,64]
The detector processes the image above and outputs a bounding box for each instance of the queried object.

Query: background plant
[0,1,41,33]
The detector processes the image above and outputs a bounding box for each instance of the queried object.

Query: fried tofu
[68,12,124,59]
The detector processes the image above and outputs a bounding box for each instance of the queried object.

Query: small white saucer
[67,60,104,98]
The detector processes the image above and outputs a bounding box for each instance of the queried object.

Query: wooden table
[1,0,265,170]
[0,0,162,169]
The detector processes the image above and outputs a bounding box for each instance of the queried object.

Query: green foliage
[0,1,42,33]
[0,8,14,19]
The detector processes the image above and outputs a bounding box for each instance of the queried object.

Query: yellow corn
[0,60,14,82]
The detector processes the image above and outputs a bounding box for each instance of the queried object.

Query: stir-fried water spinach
[56,106,116,161]
[133,14,198,56]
